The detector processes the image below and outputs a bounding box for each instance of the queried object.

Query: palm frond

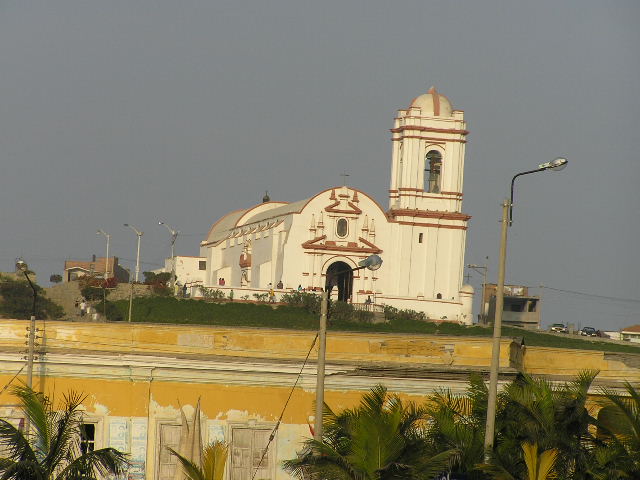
[201,442,228,480]
[56,447,129,480]
[168,447,205,480]
[0,419,37,463]
[10,385,51,458]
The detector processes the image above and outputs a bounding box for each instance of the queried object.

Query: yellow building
[0,319,637,480]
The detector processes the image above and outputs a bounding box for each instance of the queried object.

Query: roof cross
[340,171,350,186]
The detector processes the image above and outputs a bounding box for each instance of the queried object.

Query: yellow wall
[1,319,638,480]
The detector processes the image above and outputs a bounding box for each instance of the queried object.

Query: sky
[1,1,638,331]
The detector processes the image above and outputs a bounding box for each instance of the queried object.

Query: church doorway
[325,261,353,302]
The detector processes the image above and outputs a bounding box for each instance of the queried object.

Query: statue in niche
[239,240,252,286]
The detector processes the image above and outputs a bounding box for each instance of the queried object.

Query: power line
[541,286,640,304]
[0,363,27,397]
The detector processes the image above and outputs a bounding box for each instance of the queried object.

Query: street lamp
[124,224,143,323]
[15,259,36,390]
[314,254,383,442]
[483,157,568,460]
[96,229,111,279]
[124,224,143,283]
[158,221,179,292]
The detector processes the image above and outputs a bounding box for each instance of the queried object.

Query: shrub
[49,274,62,284]
[352,309,374,324]
[151,284,171,296]
[280,291,321,314]
[0,279,64,320]
[329,301,353,322]
[200,287,226,301]
[81,285,109,302]
[143,271,172,285]
[253,293,269,302]
[384,305,427,323]
[96,300,124,321]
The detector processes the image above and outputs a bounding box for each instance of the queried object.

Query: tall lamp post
[483,157,568,460]
[97,229,111,279]
[314,254,383,442]
[124,224,143,323]
[158,221,179,292]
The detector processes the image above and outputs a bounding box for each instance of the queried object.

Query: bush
[280,291,321,314]
[253,293,269,302]
[329,301,353,322]
[143,271,172,285]
[151,284,171,296]
[49,274,62,284]
[81,285,109,302]
[352,309,374,324]
[384,305,427,323]
[0,279,64,320]
[200,287,226,301]
[96,300,124,321]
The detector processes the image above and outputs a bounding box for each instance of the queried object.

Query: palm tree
[492,371,598,479]
[284,384,452,480]
[479,442,558,480]
[592,381,640,478]
[0,385,128,480]
[423,374,487,478]
[169,442,228,480]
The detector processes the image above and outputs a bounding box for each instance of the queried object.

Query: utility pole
[16,259,37,435]
[468,261,489,324]
[314,255,383,442]
[484,200,509,459]
[314,291,328,442]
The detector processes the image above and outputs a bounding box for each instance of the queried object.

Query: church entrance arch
[325,261,354,302]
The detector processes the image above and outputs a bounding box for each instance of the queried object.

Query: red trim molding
[324,200,363,215]
[395,221,467,230]
[392,136,465,144]
[390,125,469,136]
[387,209,471,221]
[301,235,382,254]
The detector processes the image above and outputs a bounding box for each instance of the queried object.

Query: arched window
[336,218,348,238]
[425,150,442,193]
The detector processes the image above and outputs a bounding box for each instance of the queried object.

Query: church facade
[200,89,474,323]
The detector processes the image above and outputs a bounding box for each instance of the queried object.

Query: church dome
[410,87,453,117]
[460,284,475,294]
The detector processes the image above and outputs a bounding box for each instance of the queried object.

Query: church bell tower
[388,87,468,214]
[385,88,472,322]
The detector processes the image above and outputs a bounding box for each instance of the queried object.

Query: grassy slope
[112,297,640,355]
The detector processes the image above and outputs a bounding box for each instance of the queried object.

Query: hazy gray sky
[1,1,638,330]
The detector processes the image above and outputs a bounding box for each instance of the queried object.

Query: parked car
[580,327,598,337]
[550,323,568,333]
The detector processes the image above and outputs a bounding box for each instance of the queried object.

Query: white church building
[199,88,474,323]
